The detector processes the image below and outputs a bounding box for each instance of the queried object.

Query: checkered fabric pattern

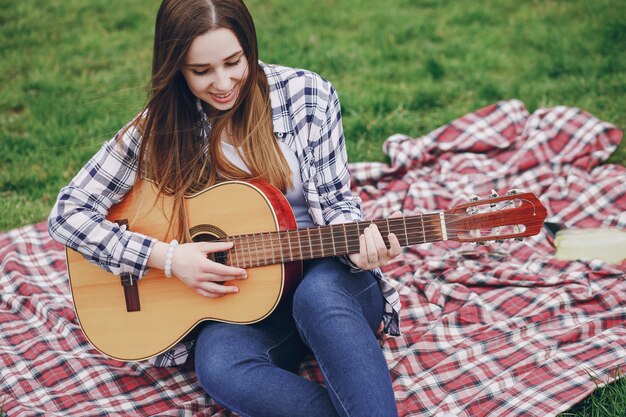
[1,99,624,416]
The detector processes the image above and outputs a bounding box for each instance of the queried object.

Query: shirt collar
[261,61,292,135]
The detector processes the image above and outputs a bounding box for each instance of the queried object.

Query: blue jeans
[194,258,398,417]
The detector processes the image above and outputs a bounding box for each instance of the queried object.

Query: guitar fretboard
[220,213,447,268]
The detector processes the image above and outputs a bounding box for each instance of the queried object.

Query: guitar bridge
[121,273,141,312]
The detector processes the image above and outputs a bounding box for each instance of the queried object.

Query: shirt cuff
[339,254,364,273]
[117,229,157,278]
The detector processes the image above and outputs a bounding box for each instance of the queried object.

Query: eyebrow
[186,50,244,68]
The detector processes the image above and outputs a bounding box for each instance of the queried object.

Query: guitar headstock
[445,190,547,244]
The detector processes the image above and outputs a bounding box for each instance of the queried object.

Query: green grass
[1,0,625,414]
[1,0,625,231]
[561,368,626,417]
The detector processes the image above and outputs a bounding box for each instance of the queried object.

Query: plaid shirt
[48,63,401,366]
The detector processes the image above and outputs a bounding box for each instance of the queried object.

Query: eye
[191,69,211,76]
[226,59,241,67]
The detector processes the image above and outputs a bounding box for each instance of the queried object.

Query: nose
[212,68,231,91]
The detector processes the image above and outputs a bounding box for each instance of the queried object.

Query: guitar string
[237,226,489,247]
[224,232,492,268]
[223,220,516,251]
[222,206,522,246]
[221,205,522,244]
[221,223,519,267]
[225,225,447,253]
[225,239,516,266]
[217,203,529,266]
[224,223,508,249]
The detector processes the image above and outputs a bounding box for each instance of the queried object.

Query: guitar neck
[221,213,447,268]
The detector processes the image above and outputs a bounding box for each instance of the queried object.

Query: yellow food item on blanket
[555,228,626,264]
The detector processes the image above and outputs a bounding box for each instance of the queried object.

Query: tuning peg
[507,189,521,195]
[488,190,499,208]
[474,241,487,245]
[495,239,504,244]
[515,237,524,242]
[466,197,480,214]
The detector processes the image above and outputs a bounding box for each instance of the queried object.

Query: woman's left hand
[348,211,403,270]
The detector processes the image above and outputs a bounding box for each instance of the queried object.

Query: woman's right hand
[171,241,247,297]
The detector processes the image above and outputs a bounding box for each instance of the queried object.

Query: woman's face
[181,28,249,112]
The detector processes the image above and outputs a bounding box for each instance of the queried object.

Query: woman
[49,0,402,415]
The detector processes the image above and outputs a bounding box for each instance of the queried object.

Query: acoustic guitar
[66,179,547,361]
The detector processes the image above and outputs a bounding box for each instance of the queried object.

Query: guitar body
[66,179,302,362]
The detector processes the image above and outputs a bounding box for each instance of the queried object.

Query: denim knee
[293,266,344,320]
[292,259,384,339]
[194,326,255,401]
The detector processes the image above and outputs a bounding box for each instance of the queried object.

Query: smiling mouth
[211,89,234,100]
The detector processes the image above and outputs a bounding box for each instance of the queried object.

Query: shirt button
[276,132,284,138]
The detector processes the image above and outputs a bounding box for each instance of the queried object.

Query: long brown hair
[128,0,291,242]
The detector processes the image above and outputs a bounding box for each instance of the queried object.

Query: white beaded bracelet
[164,239,179,278]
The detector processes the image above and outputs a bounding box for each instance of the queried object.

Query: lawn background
[1,0,625,415]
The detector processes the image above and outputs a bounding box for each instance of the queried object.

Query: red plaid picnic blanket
[1,99,624,416]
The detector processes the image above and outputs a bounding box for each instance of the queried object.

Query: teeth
[213,90,232,98]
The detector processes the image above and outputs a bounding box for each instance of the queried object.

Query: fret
[223,237,230,265]
[331,224,346,255]
[347,223,360,253]
[250,234,256,266]
[343,223,349,254]
[245,235,251,267]
[268,232,275,264]
[420,215,426,243]
[251,234,257,266]
[296,230,303,261]
[236,236,242,268]
[227,237,235,267]
[402,217,409,247]
[245,235,254,267]
[236,237,242,268]
[252,234,259,267]
[242,234,249,268]
[307,228,313,260]
[278,231,285,264]
[351,222,361,251]
[329,224,336,255]
[318,227,324,258]
[439,212,448,241]
[286,230,293,261]
[261,233,268,265]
